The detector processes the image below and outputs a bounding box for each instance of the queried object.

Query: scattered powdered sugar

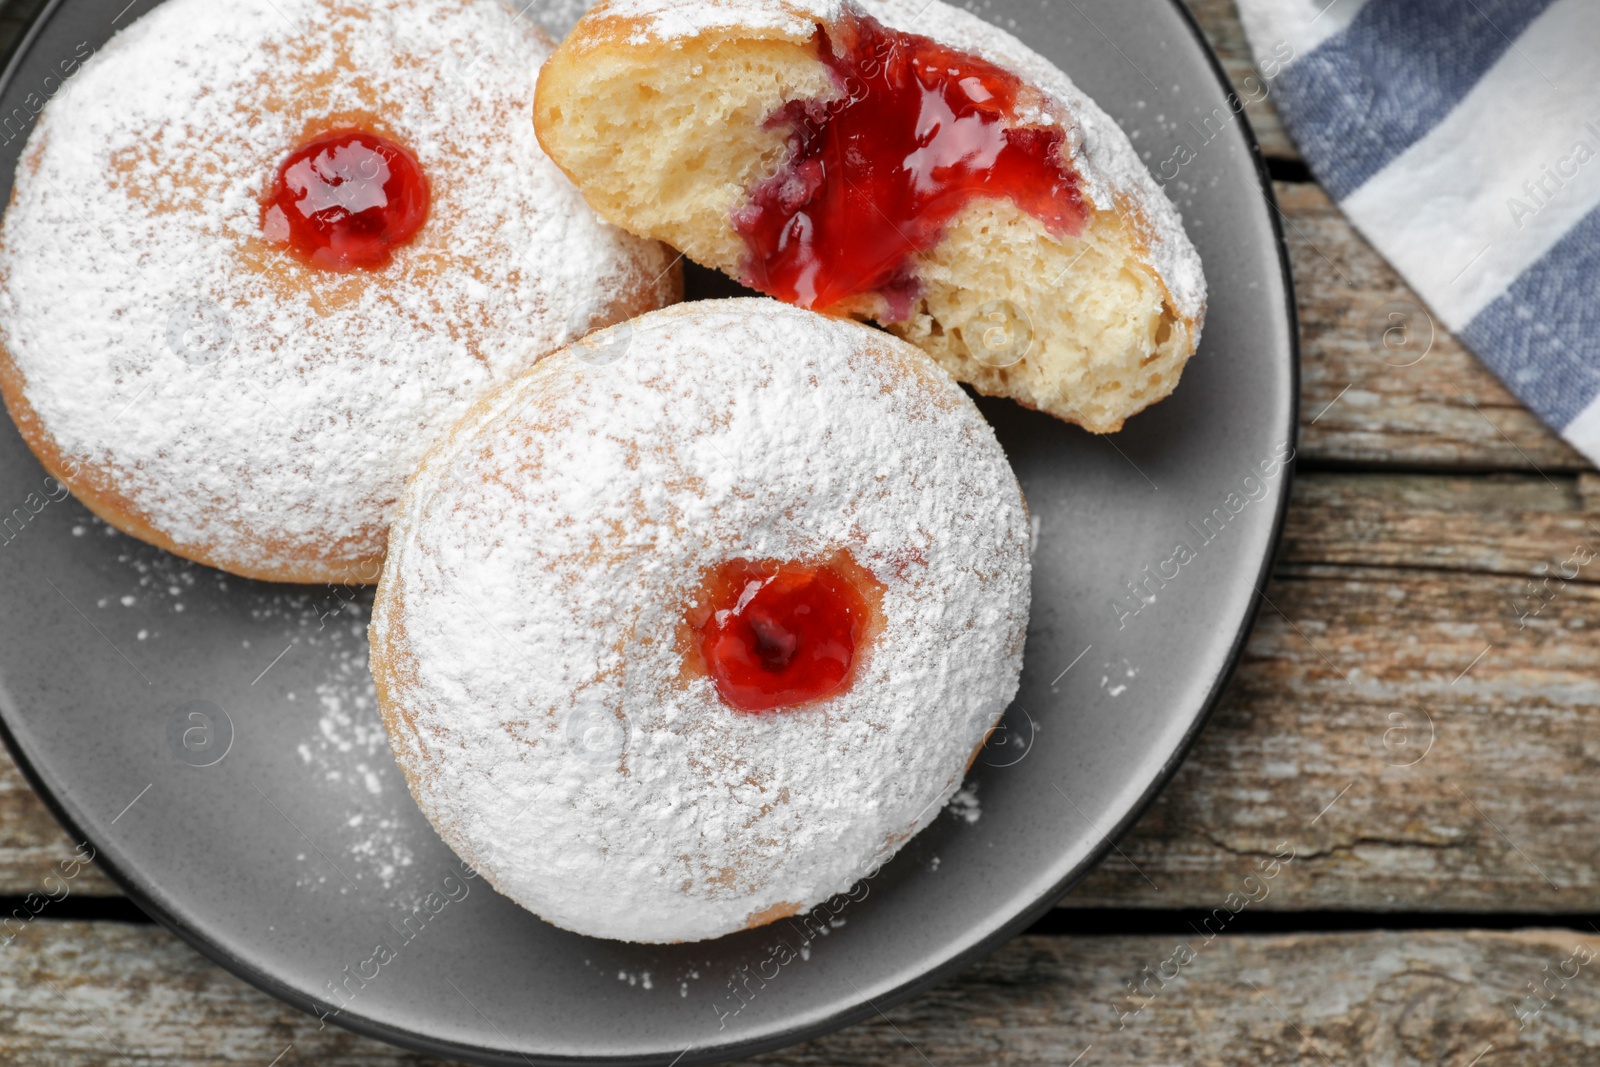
[87,516,232,626]
[0,0,675,578]
[80,513,418,890]
[616,969,654,989]
[373,299,1032,943]
[278,597,419,890]
[1100,659,1139,699]
[581,955,705,997]
[302,620,391,794]
[948,783,982,824]
[587,0,1206,323]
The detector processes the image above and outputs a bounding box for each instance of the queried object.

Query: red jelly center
[262,128,430,272]
[686,557,881,714]
[732,11,1086,318]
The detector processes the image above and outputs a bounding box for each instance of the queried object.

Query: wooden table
[4,1,1599,1063]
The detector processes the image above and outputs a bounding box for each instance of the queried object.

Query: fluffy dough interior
[536,21,1198,434]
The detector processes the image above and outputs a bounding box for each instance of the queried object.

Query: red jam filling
[732,11,1086,318]
[684,555,883,713]
[261,128,430,272]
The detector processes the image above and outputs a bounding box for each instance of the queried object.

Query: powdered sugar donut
[0,0,679,584]
[535,0,1205,434]
[371,298,1031,943]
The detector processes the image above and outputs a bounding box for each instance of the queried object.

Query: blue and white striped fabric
[1235,0,1600,462]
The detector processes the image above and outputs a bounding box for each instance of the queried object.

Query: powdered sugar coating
[0,0,676,581]
[372,299,1031,943]
[590,0,1205,323]
[606,0,830,40]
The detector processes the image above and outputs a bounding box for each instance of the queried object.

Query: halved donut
[535,0,1206,434]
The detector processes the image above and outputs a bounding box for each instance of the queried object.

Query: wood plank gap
[1295,459,1593,477]
[1029,909,1600,938]
[0,895,151,926]
[1264,158,1315,184]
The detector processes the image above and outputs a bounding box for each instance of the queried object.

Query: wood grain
[0,750,115,896]
[1068,470,1600,911]
[5,920,1600,1066]
[1277,183,1593,474]
[1186,0,1299,162]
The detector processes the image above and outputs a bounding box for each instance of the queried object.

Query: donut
[370,298,1032,943]
[534,0,1207,434]
[0,0,680,585]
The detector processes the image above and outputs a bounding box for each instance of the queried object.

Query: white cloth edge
[1338,0,1600,330]
[1235,0,1368,66]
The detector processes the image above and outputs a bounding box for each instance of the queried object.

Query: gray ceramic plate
[0,0,1296,1063]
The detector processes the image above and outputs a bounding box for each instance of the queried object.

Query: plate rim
[0,0,1301,1062]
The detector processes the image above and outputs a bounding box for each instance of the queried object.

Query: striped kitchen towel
[1233,0,1600,463]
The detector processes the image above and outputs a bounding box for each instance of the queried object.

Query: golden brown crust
[742,900,803,930]
[1,337,357,583]
[4,335,373,584]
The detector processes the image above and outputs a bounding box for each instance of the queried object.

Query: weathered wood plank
[1,471,1596,911]
[749,929,1600,1066]
[1185,0,1299,162]
[1185,2,1589,472]
[1279,182,1593,473]
[0,920,457,1066]
[0,748,115,896]
[1067,470,1600,911]
[3,921,1599,1066]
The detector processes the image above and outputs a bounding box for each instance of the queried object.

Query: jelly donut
[371,298,1031,943]
[0,0,680,585]
[535,0,1207,435]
